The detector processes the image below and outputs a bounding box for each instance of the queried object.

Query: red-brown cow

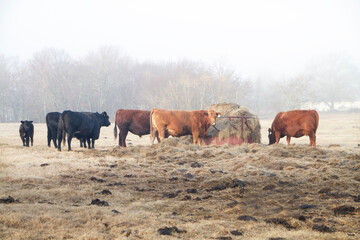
[150,109,220,145]
[268,110,319,147]
[114,109,153,147]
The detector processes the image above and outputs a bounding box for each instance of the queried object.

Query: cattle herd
[19,108,319,150]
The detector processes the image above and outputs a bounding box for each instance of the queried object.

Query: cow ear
[29,121,33,124]
[268,128,271,133]
[216,112,221,117]
[204,112,209,116]
[103,112,107,117]
[21,121,24,124]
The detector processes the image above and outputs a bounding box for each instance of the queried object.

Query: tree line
[0,47,359,122]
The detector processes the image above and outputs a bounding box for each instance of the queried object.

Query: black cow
[57,111,111,151]
[46,111,85,148]
[19,120,34,147]
[46,112,60,148]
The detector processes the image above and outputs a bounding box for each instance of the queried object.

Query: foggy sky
[1,0,360,79]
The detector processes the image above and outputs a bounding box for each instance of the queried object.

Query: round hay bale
[205,103,261,145]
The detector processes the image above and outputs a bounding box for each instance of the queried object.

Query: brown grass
[0,113,359,239]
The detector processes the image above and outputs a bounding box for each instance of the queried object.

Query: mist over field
[1,1,360,122]
[0,49,359,122]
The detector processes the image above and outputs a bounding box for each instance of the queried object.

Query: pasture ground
[0,112,359,239]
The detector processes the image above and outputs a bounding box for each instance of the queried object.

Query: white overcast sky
[1,0,360,78]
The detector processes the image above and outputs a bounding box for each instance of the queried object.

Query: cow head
[20,120,33,130]
[101,112,111,127]
[205,110,221,126]
[268,128,276,145]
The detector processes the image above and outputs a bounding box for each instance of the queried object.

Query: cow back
[60,111,96,137]
[46,112,60,129]
[115,109,150,135]
[151,109,214,137]
[272,110,319,137]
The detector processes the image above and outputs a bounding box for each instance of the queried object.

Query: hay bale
[206,103,261,144]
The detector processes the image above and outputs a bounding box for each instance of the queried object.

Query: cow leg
[313,134,316,147]
[150,128,157,145]
[57,134,62,151]
[286,136,291,146]
[53,131,58,148]
[275,131,281,144]
[47,128,51,147]
[120,129,128,147]
[309,132,316,147]
[150,131,155,144]
[30,135,33,146]
[192,132,200,145]
[67,132,73,151]
[156,131,160,143]
[91,138,95,149]
[158,128,167,142]
[57,130,65,151]
[21,136,26,146]
[25,135,29,147]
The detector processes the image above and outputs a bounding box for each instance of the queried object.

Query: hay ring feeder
[202,103,261,145]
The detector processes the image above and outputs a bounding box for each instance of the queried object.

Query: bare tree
[0,55,13,121]
[306,55,360,111]
[12,47,360,122]
[140,61,253,110]
[79,46,135,115]
[27,48,76,121]
[269,75,313,112]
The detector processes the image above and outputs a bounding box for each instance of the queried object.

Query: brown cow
[150,109,220,145]
[268,110,319,146]
[114,109,155,147]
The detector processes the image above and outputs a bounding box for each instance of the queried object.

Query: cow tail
[314,110,319,133]
[62,113,67,146]
[114,118,118,140]
[63,131,66,146]
[149,110,155,144]
[57,113,64,148]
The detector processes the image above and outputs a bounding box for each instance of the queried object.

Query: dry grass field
[1,112,359,240]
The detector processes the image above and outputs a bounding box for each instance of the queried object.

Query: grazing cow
[114,109,154,147]
[57,111,111,151]
[19,120,34,147]
[150,109,220,145]
[268,110,319,146]
[46,112,60,148]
